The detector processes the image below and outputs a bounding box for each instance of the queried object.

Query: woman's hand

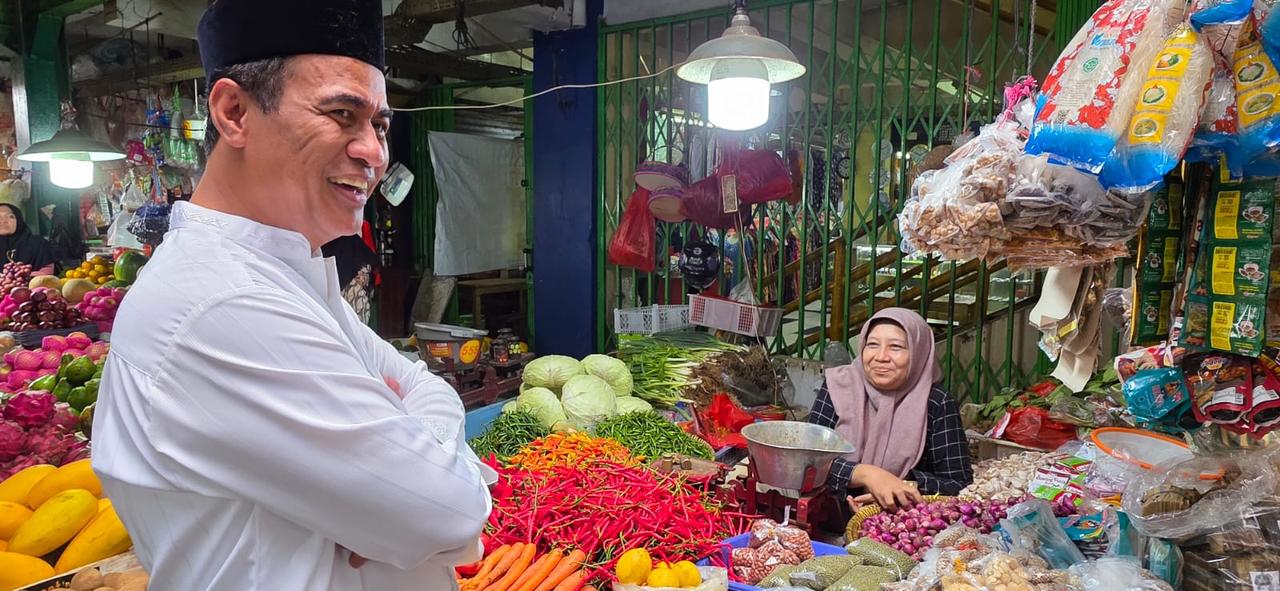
[852,464,923,511]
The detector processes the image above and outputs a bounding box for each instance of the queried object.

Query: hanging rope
[961,0,975,127]
[1026,0,1038,76]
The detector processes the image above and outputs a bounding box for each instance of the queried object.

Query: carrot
[484,541,537,591]
[471,543,523,591]
[532,551,587,591]
[513,550,564,591]
[550,570,586,591]
[582,586,598,591]
[471,544,512,584]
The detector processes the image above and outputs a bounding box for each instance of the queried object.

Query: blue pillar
[531,0,601,358]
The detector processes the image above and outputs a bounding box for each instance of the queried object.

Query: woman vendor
[810,307,973,511]
[0,203,56,275]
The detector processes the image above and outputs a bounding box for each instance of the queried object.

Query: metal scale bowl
[721,421,856,533]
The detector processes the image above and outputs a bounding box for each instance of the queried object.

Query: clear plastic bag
[1000,499,1088,569]
[1188,59,1243,166]
[1100,25,1215,193]
[1027,0,1183,173]
[823,565,897,591]
[898,120,1022,261]
[616,566,729,591]
[844,538,917,579]
[1121,451,1279,540]
[787,555,863,590]
[1233,22,1280,164]
[748,518,815,560]
[1066,557,1175,591]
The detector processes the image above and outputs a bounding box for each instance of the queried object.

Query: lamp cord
[392,63,683,112]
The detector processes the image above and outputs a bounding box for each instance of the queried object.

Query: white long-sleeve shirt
[92,201,491,590]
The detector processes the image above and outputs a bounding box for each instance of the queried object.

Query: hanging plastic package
[1100,25,1214,193]
[1026,0,1181,173]
[127,201,172,246]
[679,240,721,292]
[1231,21,1280,164]
[1186,61,1242,165]
[608,187,657,273]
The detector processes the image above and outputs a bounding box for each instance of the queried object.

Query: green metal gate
[597,0,1091,403]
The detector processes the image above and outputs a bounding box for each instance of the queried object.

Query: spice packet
[1134,180,1187,346]
[1124,367,1195,433]
[1249,361,1280,433]
[1184,353,1254,425]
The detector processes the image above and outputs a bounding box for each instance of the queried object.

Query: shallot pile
[857,498,1018,559]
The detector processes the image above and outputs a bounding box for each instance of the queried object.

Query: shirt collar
[170,201,316,259]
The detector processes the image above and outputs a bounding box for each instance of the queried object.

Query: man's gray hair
[203,57,293,156]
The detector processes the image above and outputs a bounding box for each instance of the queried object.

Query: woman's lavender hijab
[823,308,941,478]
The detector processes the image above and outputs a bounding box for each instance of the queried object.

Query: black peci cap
[197,0,385,82]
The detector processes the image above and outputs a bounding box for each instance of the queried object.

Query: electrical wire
[391,62,684,112]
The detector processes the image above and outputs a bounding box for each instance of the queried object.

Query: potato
[91,587,113,591]
[103,570,148,588]
[70,568,104,590]
[116,582,148,591]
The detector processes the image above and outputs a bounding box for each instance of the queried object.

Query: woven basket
[844,494,951,544]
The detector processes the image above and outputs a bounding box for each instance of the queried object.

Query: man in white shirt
[91,1,492,589]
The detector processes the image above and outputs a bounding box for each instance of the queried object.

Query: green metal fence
[597,0,1088,404]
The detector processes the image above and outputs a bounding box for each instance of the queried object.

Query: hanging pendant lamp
[17,104,125,190]
[676,0,805,131]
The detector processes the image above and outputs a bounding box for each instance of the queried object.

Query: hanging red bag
[679,175,751,229]
[608,187,657,273]
[716,147,794,205]
[1001,407,1078,450]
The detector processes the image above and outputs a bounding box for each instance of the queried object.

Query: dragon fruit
[2,390,56,428]
[49,403,79,432]
[22,425,82,466]
[0,419,26,461]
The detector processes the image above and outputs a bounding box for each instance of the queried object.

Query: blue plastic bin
[697,533,847,591]
[465,401,506,441]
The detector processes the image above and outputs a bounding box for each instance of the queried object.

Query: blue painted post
[531,0,602,358]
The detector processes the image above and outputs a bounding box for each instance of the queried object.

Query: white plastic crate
[613,304,692,335]
[688,294,783,337]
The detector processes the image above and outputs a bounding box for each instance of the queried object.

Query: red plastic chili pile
[486,458,750,583]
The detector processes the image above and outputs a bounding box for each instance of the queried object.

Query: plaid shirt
[809,380,973,495]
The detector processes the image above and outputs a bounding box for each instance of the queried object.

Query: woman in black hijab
[0,203,56,275]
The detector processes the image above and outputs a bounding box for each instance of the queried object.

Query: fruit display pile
[1,333,107,393]
[0,263,32,299]
[0,288,86,333]
[76,287,127,333]
[854,497,1020,559]
[0,460,133,590]
[62,256,116,288]
[0,391,86,480]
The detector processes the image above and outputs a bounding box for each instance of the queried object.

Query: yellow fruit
[54,505,132,573]
[672,561,701,588]
[28,275,61,291]
[8,489,98,557]
[646,566,680,588]
[97,498,112,513]
[615,548,652,585]
[0,502,32,539]
[26,460,101,509]
[0,551,55,590]
[0,540,6,552]
[0,465,55,505]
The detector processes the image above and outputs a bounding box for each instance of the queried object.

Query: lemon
[615,548,652,586]
[672,561,701,588]
[646,566,680,588]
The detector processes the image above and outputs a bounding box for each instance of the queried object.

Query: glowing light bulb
[48,158,94,189]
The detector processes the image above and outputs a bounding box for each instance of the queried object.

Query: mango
[26,460,101,509]
[0,465,55,505]
[55,505,132,573]
[8,488,98,557]
[0,501,32,539]
[0,551,55,590]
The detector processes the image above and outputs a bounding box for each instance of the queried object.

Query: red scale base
[719,460,841,535]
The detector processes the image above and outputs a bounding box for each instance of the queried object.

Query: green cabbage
[509,387,568,429]
[581,354,634,397]
[614,396,654,414]
[522,355,584,390]
[560,374,617,429]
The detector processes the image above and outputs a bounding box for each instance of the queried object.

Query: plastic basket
[688,295,783,337]
[614,304,692,335]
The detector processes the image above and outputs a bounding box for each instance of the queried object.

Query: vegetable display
[594,412,714,460]
[523,356,586,391]
[560,375,617,429]
[504,387,569,430]
[486,459,749,581]
[855,498,1017,559]
[959,452,1050,503]
[504,432,636,472]
[459,543,589,591]
[470,411,551,461]
[581,354,633,397]
[616,333,744,406]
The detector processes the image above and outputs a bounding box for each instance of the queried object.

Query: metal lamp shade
[16,128,125,163]
[675,10,805,85]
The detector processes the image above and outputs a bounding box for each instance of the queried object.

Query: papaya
[8,488,98,557]
[0,465,55,505]
[0,551,55,591]
[0,501,32,539]
[26,460,101,509]
[97,497,112,513]
[0,540,6,552]
[55,505,132,573]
